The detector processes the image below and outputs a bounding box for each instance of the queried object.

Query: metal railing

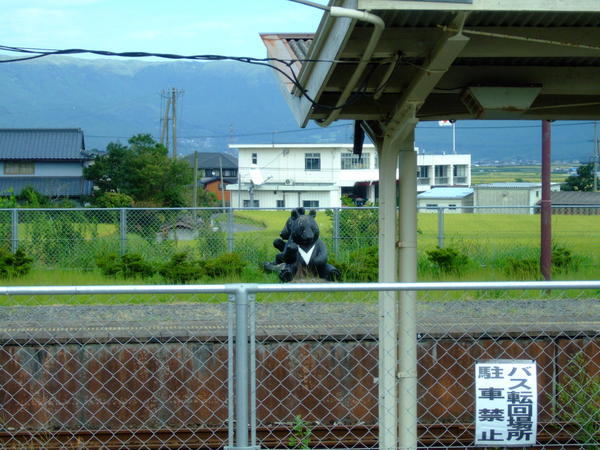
[0,281,598,449]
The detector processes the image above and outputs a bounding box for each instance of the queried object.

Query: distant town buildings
[185,152,238,205]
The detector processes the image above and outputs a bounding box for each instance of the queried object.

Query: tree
[84,134,193,206]
[561,162,595,191]
[17,186,50,208]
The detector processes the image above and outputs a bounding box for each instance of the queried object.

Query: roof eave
[262,0,358,127]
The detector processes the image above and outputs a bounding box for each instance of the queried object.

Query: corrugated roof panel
[287,38,313,61]
[0,129,87,160]
[551,191,600,204]
[371,10,600,28]
[466,11,600,28]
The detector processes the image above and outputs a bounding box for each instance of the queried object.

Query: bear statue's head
[290,208,319,248]
[280,207,304,240]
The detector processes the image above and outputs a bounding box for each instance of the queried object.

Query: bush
[504,257,538,279]
[0,248,33,278]
[159,252,205,284]
[502,245,581,279]
[331,246,378,282]
[22,211,85,265]
[327,208,378,253]
[552,244,580,273]
[426,247,469,274]
[556,353,600,446]
[204,252,246,278]
[96,252,154,279]
[17,186,50,208]
[93,192,134,208]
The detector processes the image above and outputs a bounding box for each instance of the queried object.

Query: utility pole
[594,121,599,191]
[193,151,199,209]
[160,94,171,149]
[540,120,552,281]
[219,155,226,209]
[159,88,183,158]
[172,87,178,159]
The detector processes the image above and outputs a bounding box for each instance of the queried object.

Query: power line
[3,44,598,131]
[84,120,594,141]
[0,44,355,112]
[85,123,353,140]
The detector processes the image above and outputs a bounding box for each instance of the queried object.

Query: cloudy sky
[0,0,324,59]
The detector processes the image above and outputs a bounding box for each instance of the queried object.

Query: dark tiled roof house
[0,128,93,198]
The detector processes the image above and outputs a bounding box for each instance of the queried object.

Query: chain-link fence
[2,206,600,278]
[0,282,598,449]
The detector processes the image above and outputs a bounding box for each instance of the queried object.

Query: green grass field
[471,164,571,184]
[0,207,598,306]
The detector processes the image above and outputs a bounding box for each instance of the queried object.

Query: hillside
[0,56,596,162]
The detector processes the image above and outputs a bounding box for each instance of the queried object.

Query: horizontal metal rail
[1,280,599,296]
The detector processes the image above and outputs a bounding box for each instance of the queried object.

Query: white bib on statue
[298,245,315,265]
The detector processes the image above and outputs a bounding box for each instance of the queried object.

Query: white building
[418,187,474,213]
[474,182,561,214]
[228,144,471,208]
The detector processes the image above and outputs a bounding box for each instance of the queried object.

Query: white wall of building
[228,144,471,208]
[474,183,561,214]
[417,197,474,213]
[0,161,84,177]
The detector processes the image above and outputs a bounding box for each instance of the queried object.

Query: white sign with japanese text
[475,360,537,447]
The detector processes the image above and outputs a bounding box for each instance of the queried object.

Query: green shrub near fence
[1,208,600,280]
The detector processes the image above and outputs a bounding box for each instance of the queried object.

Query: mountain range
[0,55,597,163]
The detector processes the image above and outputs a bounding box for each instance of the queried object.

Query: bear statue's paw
[327,267,341,282]
[279,267,294,283]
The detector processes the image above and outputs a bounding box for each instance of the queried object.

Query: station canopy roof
[262,0,600,141]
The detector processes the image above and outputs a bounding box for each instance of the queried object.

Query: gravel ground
[0,298,598,343]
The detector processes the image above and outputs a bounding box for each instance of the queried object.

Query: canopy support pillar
[377,135,400,450]
[377,123,417,450]
[397,132,417,450]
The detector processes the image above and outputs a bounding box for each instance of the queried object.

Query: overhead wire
[0,44,367,113]
[84,120,596,142]
[1,44,596,141]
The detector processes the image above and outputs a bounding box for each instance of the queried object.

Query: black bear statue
[275,208,340,283]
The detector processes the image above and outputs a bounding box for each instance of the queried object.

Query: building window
[417,166,429,178]
[305,153,321,171]
[276,200,285,208]
[453,164,468,184]
[251,153,257,164]
[4,162,34,175]
[341,152,370,169]
[453,165,467,176]
[303,200,319,208]
[435,165,448,177]
[434,165,449,185]
[449,204,457,210]
[426,203,438,210]
[243,200,259,207]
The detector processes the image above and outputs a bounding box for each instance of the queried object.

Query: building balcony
[434,177,449,185]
